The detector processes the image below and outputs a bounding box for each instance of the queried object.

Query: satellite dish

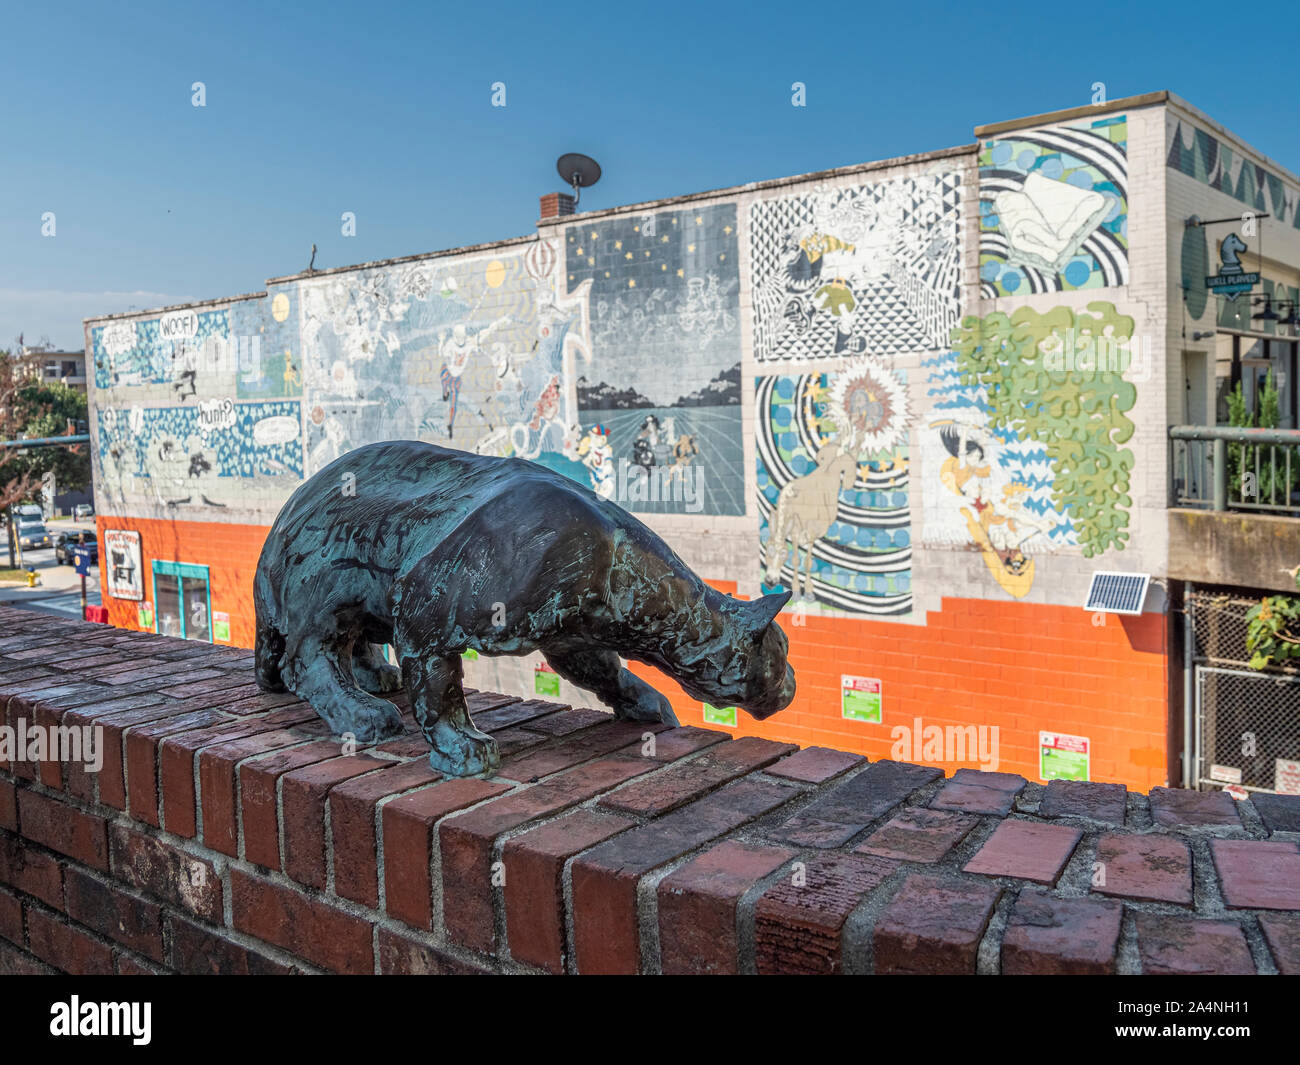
[556,153,601,205]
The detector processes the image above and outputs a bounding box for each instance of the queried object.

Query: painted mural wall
[88,99,1173,787]
[979,115,1129,296]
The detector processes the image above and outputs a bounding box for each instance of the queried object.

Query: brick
[641,726,730,762]
[1259,914,1300,975]
[377,925,492,974]
[230,869,373,973]
[659,840,794,974]
[502,809,633,973]
[765,746,865,784]
[16,789,108,870]
[125,710,228,827]
[281,754,389,889]
[382,777,511,930]
[3,699,37,781]
[0,779,14,830]
[598,736,795,817]
[109,825,222,923]
[65,698,181,809]
[64,867,164,962]
[1251,792,1300,834]
[115,954,163,976]
[238,740,344,868]
[1001,889,1122,974]
[167,913,294,975]
[930,769,1026,815]
[770,760,942,848]
[1212,839,1300,910]
[1094,832,1192,905]
[754,852,895,974]
[160,709,318,838]
[471,699,564,732]
[330,759,440,907]
[0,834,63,908]
[499,719,664,781]
[0,886,21,945]
[443,756,652,953]
[963,820,1082,885]
[1148,786,1240,828]
[26,907,114,974]
[572,776,798,974]
[874,874,1001,974]
[855,807,978,863]
[519,707,611,736]
[0,939,54,975]
[198,728,319,857]
[1136,914,1255,975]
[1039,779,1127,824]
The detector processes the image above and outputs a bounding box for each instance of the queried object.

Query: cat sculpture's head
[679,590,796,720]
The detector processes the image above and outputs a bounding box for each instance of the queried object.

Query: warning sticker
[841,675,882,723]
[1039,731,1090,782]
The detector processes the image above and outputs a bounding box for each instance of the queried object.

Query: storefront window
[151,560,212,642]
[1215,334,1298,427]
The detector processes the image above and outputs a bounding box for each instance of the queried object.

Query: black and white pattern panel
[749,172,963,362]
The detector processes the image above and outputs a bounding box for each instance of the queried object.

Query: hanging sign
[1205,232,1259,300]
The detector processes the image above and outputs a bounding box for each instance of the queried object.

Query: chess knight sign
[1206,232,1260,300]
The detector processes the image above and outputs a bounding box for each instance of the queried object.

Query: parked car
[55,531,98,566]
[17,522,52,550]
[73,503,94,520]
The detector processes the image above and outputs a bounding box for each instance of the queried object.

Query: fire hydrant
[25,569,37,587]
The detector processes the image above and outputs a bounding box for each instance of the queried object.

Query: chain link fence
[1189,590,1300,793]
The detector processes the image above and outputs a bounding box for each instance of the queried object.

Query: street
[0,521,102,622]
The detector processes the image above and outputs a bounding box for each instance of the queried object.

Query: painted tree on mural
[949,302,1137,557]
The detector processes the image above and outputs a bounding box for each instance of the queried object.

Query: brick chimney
[539,192,576,220]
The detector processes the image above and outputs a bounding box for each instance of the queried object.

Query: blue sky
[1,0,1289,350]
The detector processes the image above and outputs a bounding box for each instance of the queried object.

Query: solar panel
[1084,571,1151,615]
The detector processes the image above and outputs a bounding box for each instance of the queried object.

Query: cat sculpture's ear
[747,590,791,633]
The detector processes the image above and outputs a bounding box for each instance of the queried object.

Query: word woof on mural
[922,302,1139,598]
[757,358,913,616]
[91,308,305,516]
[749,171,963,361]
[979,115,1129,297]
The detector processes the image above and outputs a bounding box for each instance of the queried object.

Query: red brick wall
[1,609,1295,976]
[95,514,1170,793]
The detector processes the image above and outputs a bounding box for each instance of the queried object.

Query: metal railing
[1170,425,1300,515]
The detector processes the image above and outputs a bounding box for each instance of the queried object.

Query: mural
[1168,114,1300,230]
[922,303,1138,598]
[757,359,913,616]
[296,242,593,489]
[749,172,963,362]
[91,306,307,516]
[92,309,231,391]
[95,400,303,511]
[568,205,743,516]
[979,116,1129,297]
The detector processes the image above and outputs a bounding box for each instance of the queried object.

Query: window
[151,560,212,642]
[1216,334,1298,427]
[60,360,78,377]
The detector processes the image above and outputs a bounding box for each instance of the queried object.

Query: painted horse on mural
[254,441,796,776]
[763,440,860,601]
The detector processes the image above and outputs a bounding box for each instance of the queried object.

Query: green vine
[949,302,1137,557]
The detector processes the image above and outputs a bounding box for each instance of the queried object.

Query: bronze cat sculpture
[254,440,796,776]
